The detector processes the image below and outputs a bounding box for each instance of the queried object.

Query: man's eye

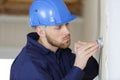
[66,23,69,26]
[55,26,61,30]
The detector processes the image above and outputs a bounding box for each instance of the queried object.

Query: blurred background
[0,0,112,80]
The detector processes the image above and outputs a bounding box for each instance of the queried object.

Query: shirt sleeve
[82,56,99,80]
[63,66,85,80]
[67,51,99,80]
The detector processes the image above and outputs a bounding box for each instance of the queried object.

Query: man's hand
[74,41,98,70]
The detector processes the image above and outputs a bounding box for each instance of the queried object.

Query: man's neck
[38,38,58,52]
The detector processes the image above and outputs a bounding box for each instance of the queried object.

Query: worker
[10,0,99,80]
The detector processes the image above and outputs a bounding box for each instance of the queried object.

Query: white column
[99,0,109,79]
[99,0,120,80]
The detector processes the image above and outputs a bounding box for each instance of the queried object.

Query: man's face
[45,23,70,49]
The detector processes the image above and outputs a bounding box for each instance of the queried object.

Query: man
[10,0,99,80]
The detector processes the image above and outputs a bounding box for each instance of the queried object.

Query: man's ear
[36,27,45,37]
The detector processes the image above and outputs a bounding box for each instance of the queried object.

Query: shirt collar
[26,32,50,54]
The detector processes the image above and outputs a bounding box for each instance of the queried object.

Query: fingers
[74,41,88,50]
[74,41,98,56]
[74,42,80,52]
[74,40,98,69]
[83,42,96,51]
[75,41,98,52]
[86,44,98,58]
[78,41,87,45]
[84,41,98,51]
[74,41,87,52]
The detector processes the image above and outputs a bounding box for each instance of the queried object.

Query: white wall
[82,0,99,41]
[0,15,33,47]
[0,59,14,80]
[108,0,120,79]
[0,15,34,58]
[83,0,100,62]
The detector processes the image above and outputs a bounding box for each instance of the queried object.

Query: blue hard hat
[29,0,77,27]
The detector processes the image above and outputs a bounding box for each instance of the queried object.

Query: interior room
[2,0,120,80]
[0,0,100,80]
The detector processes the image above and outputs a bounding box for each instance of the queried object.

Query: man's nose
[62,25,70,35]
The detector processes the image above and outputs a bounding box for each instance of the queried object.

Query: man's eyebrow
[62,23,69,25]
[66,23,69,25]
[55,23,69,28]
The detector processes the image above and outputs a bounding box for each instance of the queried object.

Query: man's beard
[46,34,71,49]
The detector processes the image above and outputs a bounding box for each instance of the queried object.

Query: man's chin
[60,43,70,49]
